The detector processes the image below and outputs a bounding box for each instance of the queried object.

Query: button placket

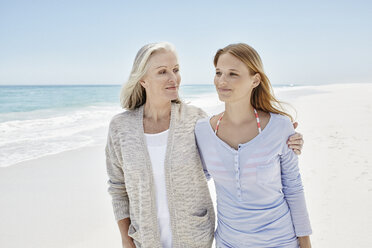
[234,153,242,199]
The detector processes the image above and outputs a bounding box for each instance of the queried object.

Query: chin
[217,94,230,103]
[166,93,179,101]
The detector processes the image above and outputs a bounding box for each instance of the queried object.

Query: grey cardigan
[105,102,215,248]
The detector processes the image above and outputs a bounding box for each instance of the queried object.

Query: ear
[252,73,261,88]
[139,80,147,89]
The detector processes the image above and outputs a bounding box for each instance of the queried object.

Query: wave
[0,105,122,167]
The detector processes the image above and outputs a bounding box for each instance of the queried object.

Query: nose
[168,72,177,83]
[216,73,227,86]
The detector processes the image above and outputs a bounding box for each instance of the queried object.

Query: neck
[143,99,171,122]
[224,98,255,125]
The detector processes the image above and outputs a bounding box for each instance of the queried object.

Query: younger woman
[195,43,312,247]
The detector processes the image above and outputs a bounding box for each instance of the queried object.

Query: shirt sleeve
[105,124,130,221]
[280,121,312,237]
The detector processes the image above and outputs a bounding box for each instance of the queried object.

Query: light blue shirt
[195,113,312,248]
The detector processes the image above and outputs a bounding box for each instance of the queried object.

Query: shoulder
[270,112,293,125]
[195,116,209,128]
[108,109,138,131]
[195,117,210,139]
[195,111,224,134]
[269,113,295,135]
[194,112,222,136]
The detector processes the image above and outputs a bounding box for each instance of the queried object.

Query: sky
[0,0,371,85]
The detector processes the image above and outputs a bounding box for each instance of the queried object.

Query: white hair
[120,42,180,110]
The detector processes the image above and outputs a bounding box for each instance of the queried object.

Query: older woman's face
[214,53,259,103]
[141,50,180,102]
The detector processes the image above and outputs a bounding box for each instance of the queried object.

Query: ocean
[0,84,295,167]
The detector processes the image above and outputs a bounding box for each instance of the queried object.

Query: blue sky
[0,0,371,85]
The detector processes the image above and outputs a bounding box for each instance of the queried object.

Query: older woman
[105,42,304,248]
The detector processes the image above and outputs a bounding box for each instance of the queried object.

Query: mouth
[166,85,178,90]
[218,88,232,93]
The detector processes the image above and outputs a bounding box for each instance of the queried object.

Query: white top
[144,129,172,248]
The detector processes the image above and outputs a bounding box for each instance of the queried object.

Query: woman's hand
[288,122,304,155]
[298,236,311,248]
[118,218,136,248]
[122,237,136,248]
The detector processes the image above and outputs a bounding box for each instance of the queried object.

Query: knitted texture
[106,102,215,248]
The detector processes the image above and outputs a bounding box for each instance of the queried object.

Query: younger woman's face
[214,53,259,103]
[141,50,181,102]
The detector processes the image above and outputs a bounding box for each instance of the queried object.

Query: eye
[159,70,166,74]
[215,71,221,76]
[230,72,238,76]
[173,68,179,73]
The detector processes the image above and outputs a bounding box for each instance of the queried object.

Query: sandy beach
[1,83,371,247]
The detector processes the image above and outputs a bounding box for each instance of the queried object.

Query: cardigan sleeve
[280,119,312,237]
[196,142,211,181]
[195,119,211,181]
[105,123,130,221]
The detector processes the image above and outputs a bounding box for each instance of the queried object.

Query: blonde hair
[120,42,181,110]
[214,43,294,121]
